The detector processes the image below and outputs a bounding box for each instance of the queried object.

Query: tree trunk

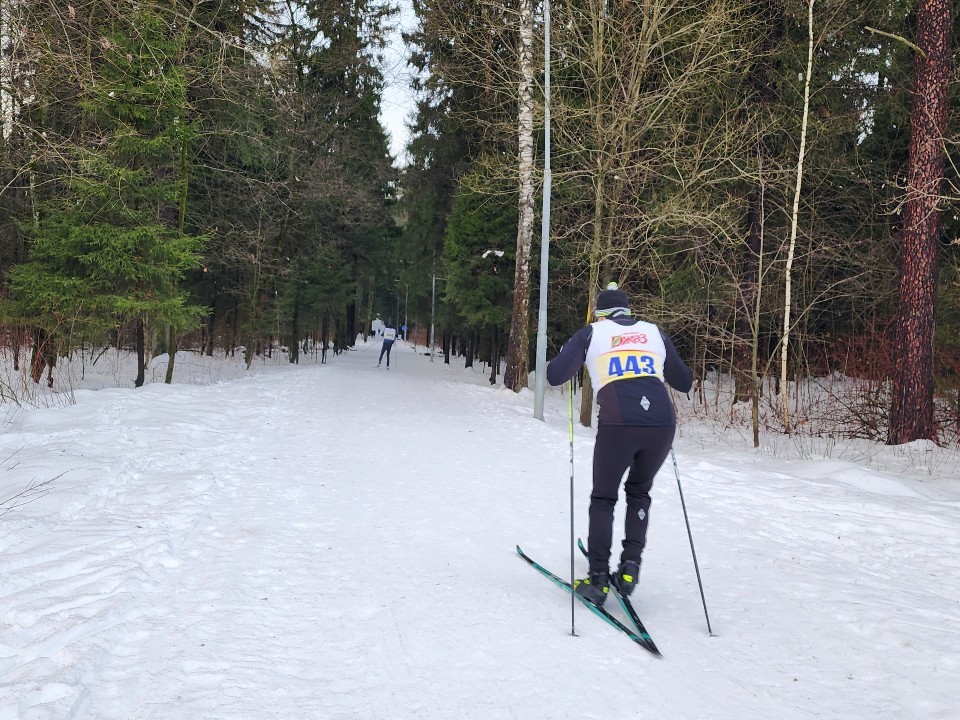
[13,328,21,372]
[888,0,952,444]
[289,295,300,364]
[751,193,766,449]
[321,313,330,364]
[134,318,146,387]
[579,274,597,427]
[780,0,815,432]
[736,0,782,406]
[164,325,177,384]
[168,105,188,387]
[347,271,360,347]
[30,328,55,385]
[503,0,536,393]
[363,275,375,342]
[204,295,216,356]
[581,145,610,428]
[230,300,240,356]
[489,327,499,385]
[735,186,763,403]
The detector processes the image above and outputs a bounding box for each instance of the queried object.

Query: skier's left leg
[588,425,638,574]
[621,425,675,565]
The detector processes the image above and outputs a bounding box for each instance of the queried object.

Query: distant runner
[378,324,398,369]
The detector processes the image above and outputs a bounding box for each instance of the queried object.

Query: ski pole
[568,379,578,637]
[670,447,715,636]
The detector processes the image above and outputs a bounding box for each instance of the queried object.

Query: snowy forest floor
[1,340,958,719]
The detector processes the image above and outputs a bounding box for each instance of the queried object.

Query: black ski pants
[587,423,675,574]
[378,340,394,366]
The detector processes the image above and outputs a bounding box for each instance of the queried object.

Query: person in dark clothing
[378,323,398,368]
[546,283,693,606]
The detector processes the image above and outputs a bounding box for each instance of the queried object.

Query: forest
[1,0,958,447]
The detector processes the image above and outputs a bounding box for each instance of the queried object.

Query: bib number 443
[608,353,656,378]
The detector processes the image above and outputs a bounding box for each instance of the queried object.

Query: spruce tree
[4,8,204,386]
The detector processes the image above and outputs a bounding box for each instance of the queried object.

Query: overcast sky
[379,0,418,166]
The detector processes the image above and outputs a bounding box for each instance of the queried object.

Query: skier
[546,283,693,606]
[378,322,398,368]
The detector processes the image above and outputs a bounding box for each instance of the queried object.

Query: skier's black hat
[595,282,631,317]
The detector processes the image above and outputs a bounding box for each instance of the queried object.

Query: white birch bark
[503,0,536,391]
[1,1,13,142]
[781,0,815,432]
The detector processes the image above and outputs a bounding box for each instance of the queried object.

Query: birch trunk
[503,0,536,392]
[780,0,815,433]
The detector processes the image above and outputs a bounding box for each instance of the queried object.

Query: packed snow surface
[1,341,958,719]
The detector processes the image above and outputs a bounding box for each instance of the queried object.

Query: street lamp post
[533,0,552,421]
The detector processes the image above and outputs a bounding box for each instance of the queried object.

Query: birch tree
[502,0,535,392]
[780,0,815,432]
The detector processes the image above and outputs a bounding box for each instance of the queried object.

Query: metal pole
[671,448,715,636]
[430,273,436,362]
[533,0,552,420]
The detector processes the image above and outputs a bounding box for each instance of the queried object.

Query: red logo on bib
[611,333,647,347]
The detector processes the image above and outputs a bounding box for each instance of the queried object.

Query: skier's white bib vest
[585,319,666,390]
[383,328,397,341]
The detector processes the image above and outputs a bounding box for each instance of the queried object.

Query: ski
[516,545,661,655]
[577,538,660,655]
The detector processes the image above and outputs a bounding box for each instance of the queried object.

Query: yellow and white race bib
[585,320,666,390]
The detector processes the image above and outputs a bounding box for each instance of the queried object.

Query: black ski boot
[574,571,610,606]
[612,560,641,597]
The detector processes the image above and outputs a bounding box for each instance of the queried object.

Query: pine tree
[888,0,953,444]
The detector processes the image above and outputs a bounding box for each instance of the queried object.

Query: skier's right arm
[546,327,593,386]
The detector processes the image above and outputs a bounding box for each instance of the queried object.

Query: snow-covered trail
[1,342,958,719]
